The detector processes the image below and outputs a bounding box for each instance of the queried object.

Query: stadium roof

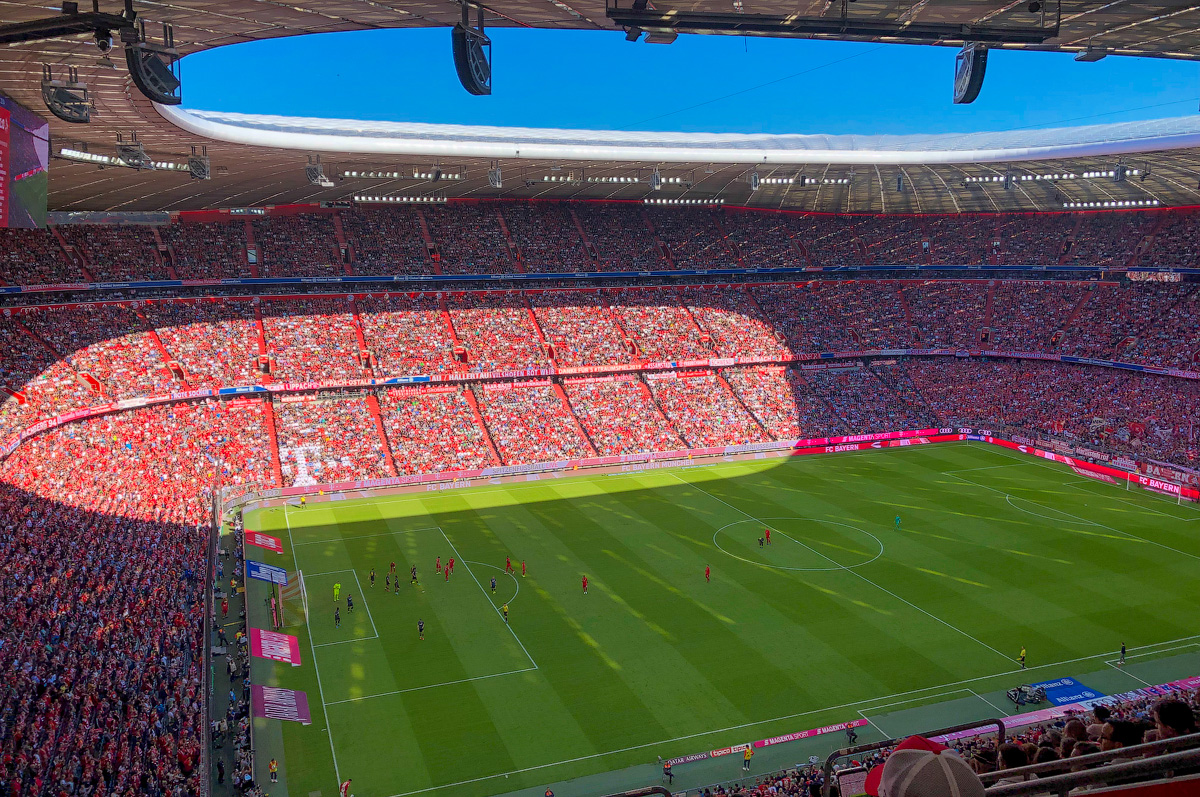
[7,0,1200,214]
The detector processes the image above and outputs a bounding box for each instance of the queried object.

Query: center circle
[713,517,884,572]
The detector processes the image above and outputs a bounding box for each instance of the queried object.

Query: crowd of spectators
[722,212,807,268]
[530,291,632,367]
[1143,212,1200,268]
[275,397,390,485]
[565,378,684,455]
[261,298,366,381]
[685,287,786,358]
[645,208,736,269]
[573,203,666,271]
[649,375,764,448]
[422,204,515,274]
[1056,283,1181,361]
[904,281,988,347]
[141,301,261,389]
[448,294,551,372]
[23,304,178,400]
[805,366,933,433]
[724,367,844,441]
[339,207,430,276]
[59,225,171,282]
[905,357,1200,466]
[476,385,590,465]
[610,289,713,361]
[357,294,459,376]
[160,221,250,280]
[380,388,492,474]
[252,215,342,278]
[499,203,586,273]
[0,227,84,284]
[990,281,1086,350]
[0,317,95,440]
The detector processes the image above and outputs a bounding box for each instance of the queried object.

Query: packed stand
[23,304,178,400]
[341,207,431,276]
[1122,285,1200,369]
[646,208,737,269]
[0,400,270,797]
[476,385,590,465]
[574,203,667,271]
[990,281,1086,350]
[0,317,95,440]
[161,220,250,279]
[725,367,846,440]
[805,366,933,432]
[610,288,713,361]
[858,217,927,266]
[262,298,365,381]
[1062,210,1156,267]
[565,378,684,455]
[252,215,341,277]
[380,388,492,474]
[59,224,171,282]
[649,375,765,448]
[275,397,390,486]
[800,215,870,267]
[1141,210,1200,268]
[0,227,84,284]
[904,357,1200,466]
[142,300,261,388]
[923,216,990,266]
[448,293,550,372]
[499,203,585,273]
[1058,283,1181,361]
[357,294,459,375]
[904,281,987,347]
[722,211,807,268]
[684,286,787,358]
[990,214,1072,265]
[530,291,632,367]
[751,282,859,353]
[423,203,515,274]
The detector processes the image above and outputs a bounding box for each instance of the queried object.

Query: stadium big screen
[0,94,49,228]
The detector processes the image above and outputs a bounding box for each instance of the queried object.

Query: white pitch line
[948,465,1200,564]
[373,631,1200,797]
[464,559,522,606]
[323,666,540,706]
[437,528,538,670]
[283,503,343,790]
[856,710,893,741]
[667,471,1018,667]
[968,688,1011,717]
[1106,661,1153,687]
[349,569,378,639]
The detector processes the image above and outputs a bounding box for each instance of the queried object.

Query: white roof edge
[157,104,1200,165]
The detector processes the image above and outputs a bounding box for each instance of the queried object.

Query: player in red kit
[340,779,352,797]
[582,575,588,594]
[765,528,771,545]
[448,558,454,573]
[444,564,449,582]
[705,566,710,583]
[521,560,527,578]
[436,556,441,573]
[505,556,513,574]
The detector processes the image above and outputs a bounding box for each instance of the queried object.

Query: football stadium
[4,3,1200,797]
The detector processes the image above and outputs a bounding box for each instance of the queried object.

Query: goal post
[280,569,308,628]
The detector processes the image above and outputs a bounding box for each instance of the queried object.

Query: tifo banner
[1030,677,1105,706]
[245,530,284,554]
[249,628,302,666]
[247,561,289,585]
[250,685,312,724]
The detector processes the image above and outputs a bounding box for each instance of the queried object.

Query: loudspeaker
[953,43,987,105]
[452,23,492,96]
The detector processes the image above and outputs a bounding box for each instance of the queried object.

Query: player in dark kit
[334,608,341,628]
[491,576,497,594]
[418,619,425,640]
[411,565,418,585]
[346,595,354,613]
[369,569,376,588]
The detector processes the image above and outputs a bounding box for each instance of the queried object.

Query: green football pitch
[242,441,1200,797]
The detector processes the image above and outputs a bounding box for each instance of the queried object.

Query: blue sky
[182,28,1198,135]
